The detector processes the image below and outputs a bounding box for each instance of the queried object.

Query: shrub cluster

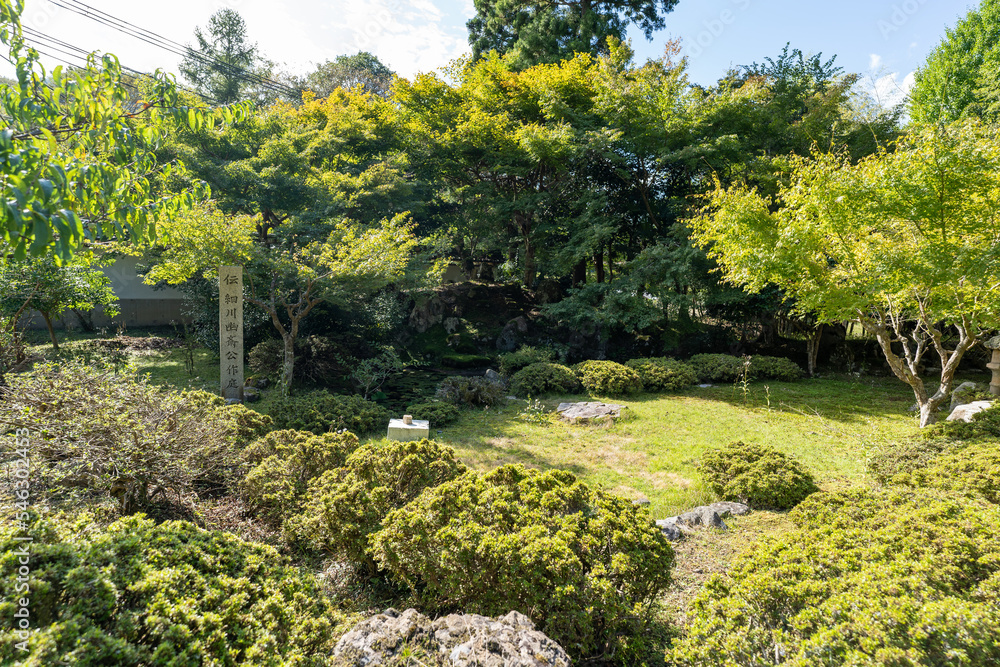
[498,345,556,376]
[625,357,697,392]
[370,464,674,661]
[870,404,1000,504]
[0,363,262,513]
[670,488,1000,666]
[247,335,349,387]
[509,362,580,397]
[0,514,350,666]
[405,400,461,425]
[266,390,390,435]
[573,360,643,395]
[435,376,506,406]
[240,429,360,525]
[700,441,818,510]
[287,438,467,575]
[688,353,803,383]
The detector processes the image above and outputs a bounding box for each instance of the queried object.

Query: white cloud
[870,69,916,108]
[869,53,883,70]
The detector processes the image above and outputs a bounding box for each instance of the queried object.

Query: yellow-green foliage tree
[690,121,1000,426]
[0,0,245,263]
[146,204,417,391]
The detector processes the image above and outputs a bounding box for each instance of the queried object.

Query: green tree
[304,52,395,98]
[0,255,118,350]
[0,0,245,264]
[468,0,679,69]
[145,204,417,391]
[689,121,1000,426]
[909,0,1000,124]
[179,8,273,104]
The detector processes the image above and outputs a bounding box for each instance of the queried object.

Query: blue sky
[16,0,978,104]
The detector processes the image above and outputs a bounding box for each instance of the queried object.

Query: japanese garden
[2,0,1000,664]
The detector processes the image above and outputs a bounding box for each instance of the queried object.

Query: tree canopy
[909,0,1000,124]
[0,0,245,265]
[467,0,680,69]
[179,8,273,105]
[689,120,1000,425]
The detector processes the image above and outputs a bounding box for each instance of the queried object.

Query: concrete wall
[22,256,191,330]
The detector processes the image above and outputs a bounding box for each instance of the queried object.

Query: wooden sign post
[219,266,244,401]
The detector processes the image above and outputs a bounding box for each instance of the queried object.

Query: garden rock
[655,502,749,541]
[556,402,624,423]
[243,387,261,403]
[496,316,530,352]
[332,607,570,666]
[950,381,981,409]
[946,400,994,422]
[484,369,503,384]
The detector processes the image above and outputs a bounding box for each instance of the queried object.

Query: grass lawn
[413,375,922,518]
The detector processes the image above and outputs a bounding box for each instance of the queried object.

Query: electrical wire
[45,0,295,98]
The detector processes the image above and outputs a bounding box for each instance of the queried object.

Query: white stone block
[387,418,430,441]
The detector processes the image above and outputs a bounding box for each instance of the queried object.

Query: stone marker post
[220,266,244,401]
[985,336,1000,396]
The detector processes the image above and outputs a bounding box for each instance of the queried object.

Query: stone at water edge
[946,400,994,423]
[556,401,625,423]
[333,607,571,667]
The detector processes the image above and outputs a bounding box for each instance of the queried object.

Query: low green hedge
[688,353,803,383]
[700,441,818,510]
[573,360,643,395]
[670,488,1000,666]
[498,346,556,376]
[625,357,697,392]
[0,514,351,666]
[239,429,360,525]
[287,438,467,575]
[266,391,390,435]
[370,464,674,662]
[405,401,461,426]
[509,362,580,397]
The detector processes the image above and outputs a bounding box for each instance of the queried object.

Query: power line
[22,26,221,106]
[44,0,295,98]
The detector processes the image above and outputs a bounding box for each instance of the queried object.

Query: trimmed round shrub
[700,441,818,510]
[625,357,697,391]
[240,429,360,524]
[498,345,556,376]
[0,513,351,666]
[435,376,506,407]
[573,360,643,395]
[287,438,466,574]
[180,389,273,446]
[688,353,746,383]
[509,362,580,397]
[405,401,461,426]
[748,355,805,381]
[370,464,675,662]
[688,353,803,383]
[916,444,1000,503]
[670,488,1000,666]
[266,390,390,435]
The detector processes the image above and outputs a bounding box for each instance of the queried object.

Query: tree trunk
[280,331,296,394]
[41,311,59,351]
[572,259,587,287]
[522,236,536,287]
[594,250,605,284]
[806,323,823,377]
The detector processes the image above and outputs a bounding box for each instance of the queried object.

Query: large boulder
[333,608,570,666]
[950,381,982,410]
[656,501,750,541]
[946,400,994,423]
[556,402,625,424]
